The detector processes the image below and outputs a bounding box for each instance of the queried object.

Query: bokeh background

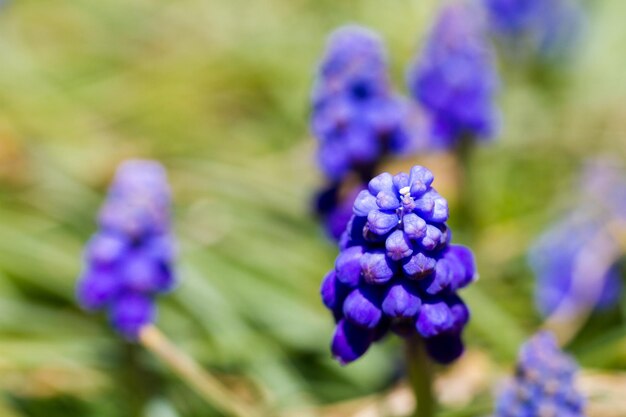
[0,0,625,416]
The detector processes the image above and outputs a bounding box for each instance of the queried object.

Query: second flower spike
[407,2,499,148]
[76,160,176,340]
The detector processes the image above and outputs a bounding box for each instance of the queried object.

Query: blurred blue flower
[530,160,626,319]
[529,213,622,318]
[311,25,424,242]
[494,332,585,417]
[483,0,585,62]
[407,2,499,148]
[482,0,544,35]
[321,166,477,364]
[312,25,417,181]
[76,160,175,340]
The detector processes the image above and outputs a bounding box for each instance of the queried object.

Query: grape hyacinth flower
[321,165,477,365]
[311,25,417,180]
[483,0,585,62]
[494,332,586,417]
[407,2,499,148]
[76,160,175,340]
[529,213,622,319]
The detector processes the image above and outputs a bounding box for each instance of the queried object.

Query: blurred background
[0,0,625,416]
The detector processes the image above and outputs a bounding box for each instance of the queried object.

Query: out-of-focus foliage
[0,0,625,416]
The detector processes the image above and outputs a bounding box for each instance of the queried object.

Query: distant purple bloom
[529,213,621,318]
[483,0,585,62]
[407,3,499,148]
[312,25,417,181]
[494,332,585,416]
[321,166,477,365]
[483,0,544,35]
[77,160,175,340]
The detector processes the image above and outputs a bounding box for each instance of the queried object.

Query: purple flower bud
[354,189,379,217]
[415,190,449,223]
[447,295,470,333]
[424,333,464,364]
[360,250,394,284]
[368,172,394,195]
[419,224,445,251]
[86,232,127,265]
[121,249,174,294]
[343,287,383,329]
[109,293,155,340]
[413,195,434,218]
[409,166,435,192]
[385,230,413,261]
[445,245,477,290]
[376,191,400,210]
[331,319,374,365]
[423,259,453,295]
[393,172,410,192]
[416,300,454,338]
[321,271,350,317]
[382,283,421,319]
[367,209,399,235]
[403,252,437,279]
[77,267,122,310]
[335,245,364,286]
[402,213,427,240]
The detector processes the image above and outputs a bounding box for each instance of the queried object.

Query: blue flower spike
[77,160,176,340]
[407,2,499,148]
[494,332,586,417]
[320,165,477,365]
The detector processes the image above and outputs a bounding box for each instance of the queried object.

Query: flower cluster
[530,160,626,319]
[407,3,499,148]
[483,0,584,61]
[321,166,476,365]
[311,25,415,181]
[494,332,585,417]
[76,160,176,340]
[529,213,621,318]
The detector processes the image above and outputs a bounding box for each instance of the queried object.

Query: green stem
[123,343,149,417]
[139,325,260,417]
[455,136,476,236]
[406,335,436,417]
